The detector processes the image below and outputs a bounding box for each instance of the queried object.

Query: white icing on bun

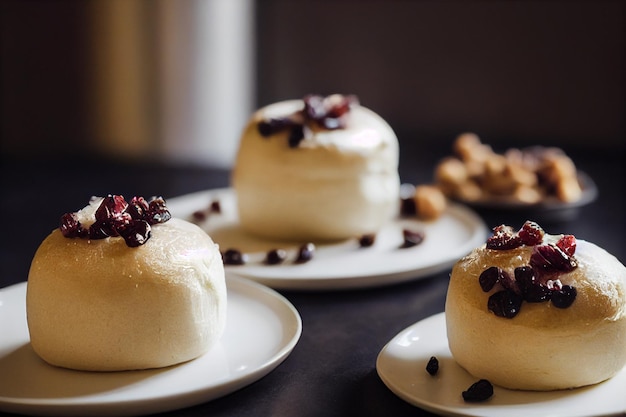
[27,218,226,371]
[232,98,400,241]
[445,237,626,390]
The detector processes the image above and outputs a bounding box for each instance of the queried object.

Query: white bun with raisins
[445,221,626,391]
[232,94,400,241]
[27,196,227,371]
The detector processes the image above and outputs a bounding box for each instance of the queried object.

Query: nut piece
[414,185,447,220]
[434,133,582,204]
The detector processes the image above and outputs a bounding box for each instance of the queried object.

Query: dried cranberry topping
[265,249,287,265]
[257,94,358,148]
[518,220,545,246]
[486,225,522,250]
[58,195,170,247]
[530,243,578,276]
[479,221,579,317]
[222,249,247,265]
[117,219,151,248]
[556,234,576,257]
[60,212,87,238]
[426,356,439,376]
[401,229,425,248]
[295,243,315,264]
[488,290,523,318]
[462,379,493,402]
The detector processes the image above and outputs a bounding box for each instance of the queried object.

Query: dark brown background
[2,0,624,161]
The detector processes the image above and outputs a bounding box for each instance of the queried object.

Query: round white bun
[232,98,400,242]
[27,218,226,371]
[445,236,626,390]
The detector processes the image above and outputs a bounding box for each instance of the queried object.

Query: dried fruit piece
[518,220,545,246]
[399,197,417,216]
[265,249,287,265]
[486,225,522,250]
[462,379,494,402]
[488,290,523,318]
[258,117,296,137]
[295,243,315,264]
[59,213,84,238]
[478,266,502,292]
[401,229,425,248]
[222,249,247,265]
[551,285,577,308]
[146,197,171,224]
[530,244,577,276]
[257,94,358,148]
[59,195,171,247]
[426,356,439,375]
[117,220,151,248]
[359,234,376,247]
[556,234,576,256]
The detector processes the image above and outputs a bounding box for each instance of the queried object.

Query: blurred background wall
[1,0,624,168]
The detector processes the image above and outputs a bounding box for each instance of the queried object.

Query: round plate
[376,313,626,417]
[451,172,598,223]
[0,277,302,417]
[166,188,488,290]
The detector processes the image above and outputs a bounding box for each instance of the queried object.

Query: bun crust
[232,99,400,241]
[445,238,626,390]
[27,218,226,371]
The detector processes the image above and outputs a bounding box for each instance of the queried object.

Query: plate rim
[166,188,488,290]
[376,312,626,417]
[449,171,598,211]
[0,276,302,416]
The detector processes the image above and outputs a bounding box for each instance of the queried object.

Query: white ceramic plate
[0,277,302,417]
[376,313,626,417]
[166,188,488,290]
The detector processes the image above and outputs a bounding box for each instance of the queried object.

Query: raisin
[400,229,425,248]
[426,356,439,376]
[258,95,358,147]
[399,197,417,216]
[222,249,247,265]
[258,117,294,137]
[462,379,493,402]
[497,269,519,294]
[265,249,287,265]
[288,125,305,148]
[478,266,501,292]
[146,197,171,224]
[117,220,151,248]
[295,243,315,264]
[126,196,149,219]
[488,290,523,318]
[551,285,577,308]
[210,200,221,213]
[514,266,551,302]
[358,234,376,247]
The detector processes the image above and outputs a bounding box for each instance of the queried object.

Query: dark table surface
[1,141,625,417]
